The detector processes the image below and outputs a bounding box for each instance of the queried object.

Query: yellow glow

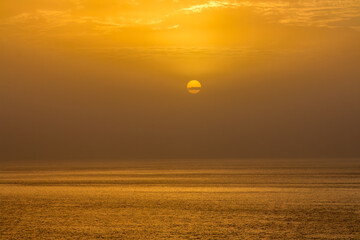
[2,0,359,49]
[187,80,202,94]
[1,0,359,90]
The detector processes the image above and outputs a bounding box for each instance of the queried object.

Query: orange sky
[1,0,360,160]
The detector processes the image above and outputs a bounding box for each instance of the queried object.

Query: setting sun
[187,80,202,94]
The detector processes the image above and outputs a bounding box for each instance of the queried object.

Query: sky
[1,0,360,160]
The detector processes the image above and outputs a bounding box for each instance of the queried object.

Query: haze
[1,0,360,160]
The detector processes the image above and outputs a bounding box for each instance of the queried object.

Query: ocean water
[0,159,359,239]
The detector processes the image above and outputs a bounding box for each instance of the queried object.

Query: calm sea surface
[1,159,359,239]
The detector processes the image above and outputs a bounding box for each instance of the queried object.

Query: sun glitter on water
[187,80,201,94]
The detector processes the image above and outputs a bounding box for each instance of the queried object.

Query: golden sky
[1,0,360,160]
[2,0,360,47]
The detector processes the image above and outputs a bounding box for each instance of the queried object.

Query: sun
[187,80,201,94]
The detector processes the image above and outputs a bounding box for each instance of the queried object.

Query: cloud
[0,9,163,39]
[180,1,239,13]
[0,0,359,47]
[179,0,360,29]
